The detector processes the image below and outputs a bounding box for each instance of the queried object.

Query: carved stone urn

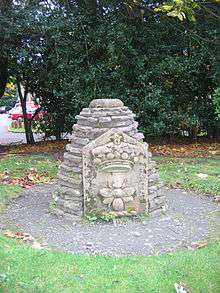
[54,99,166,220]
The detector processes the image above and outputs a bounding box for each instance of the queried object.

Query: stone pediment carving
[82,129,149,216]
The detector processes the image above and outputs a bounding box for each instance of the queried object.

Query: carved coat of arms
[82,129,149,216]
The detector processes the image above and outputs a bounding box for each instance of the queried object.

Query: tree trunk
[55,116,63,140]
[16,80,35,144]
[0,58,8,97]
[207,123,220,139]
[215,124,220,139]
[55,131,62,140]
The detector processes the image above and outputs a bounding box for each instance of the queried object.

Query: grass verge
[0,154,58,210]
[8,125,39,133]
[0,154,219,213]
[0,236,219,292]
[0,185,23,212]
[154,156,220,195]
[0,154,58,178]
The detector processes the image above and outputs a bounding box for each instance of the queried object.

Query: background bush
[0,1,219,139]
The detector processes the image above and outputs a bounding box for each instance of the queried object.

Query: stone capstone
[89,99,124,108]
[55,99,166,220]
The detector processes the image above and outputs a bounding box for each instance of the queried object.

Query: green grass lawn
[0,236,219,293]
[8,125,40,133]
[0,154,58,210]
[0,154,58,178]
[0,154,219,212]
[0,185,23,212]
[155,156,220,195]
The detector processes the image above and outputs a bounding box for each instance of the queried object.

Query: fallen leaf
[27,174,35,181]
[213,196,220,203]
[3,230,34,242]
[3,230,17,238]
[32,241,42,249]
[192,240,208,249]
[174,281,191,293]
[3,230,45,250]
[196,173,208,179]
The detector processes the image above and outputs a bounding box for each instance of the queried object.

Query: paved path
[0,114,44,145]
[0,184,219,256]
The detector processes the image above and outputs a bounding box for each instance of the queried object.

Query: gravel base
[0,183,219,256]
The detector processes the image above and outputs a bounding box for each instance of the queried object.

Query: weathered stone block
[66,144,82,155]
[90,99,124,108]
[108,120,134,128]
[81,116,98,124]
[72,124,93,133]
[134,133,144,141]
[63,153,82,164]
[79,109,91,117]
[58,180,82,189]
[71,135,90,146]
[98,117,112,123]
[59,174,82,186]
[64,201,83,210]
[111,114,135,122]
[59,186,82,197]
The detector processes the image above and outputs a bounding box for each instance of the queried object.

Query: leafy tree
[0,0,219,143]
[0,0,46,143]
[0,0,13,97]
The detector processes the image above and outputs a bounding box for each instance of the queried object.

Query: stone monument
[54,99,166,220]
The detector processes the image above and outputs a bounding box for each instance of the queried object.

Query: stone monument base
[54,99,167,221]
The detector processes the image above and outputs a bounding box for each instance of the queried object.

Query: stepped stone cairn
[55,99,166,220]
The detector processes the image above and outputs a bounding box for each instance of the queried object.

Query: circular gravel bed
[0,183,219,256]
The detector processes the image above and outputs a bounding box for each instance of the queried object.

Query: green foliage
[155,0,220,22]
[155,0,200,21]
[213,87,220,119]
[84,210,118,222]
[0,79,16,106]
[0,95,16,107]
[0,0,219,139]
